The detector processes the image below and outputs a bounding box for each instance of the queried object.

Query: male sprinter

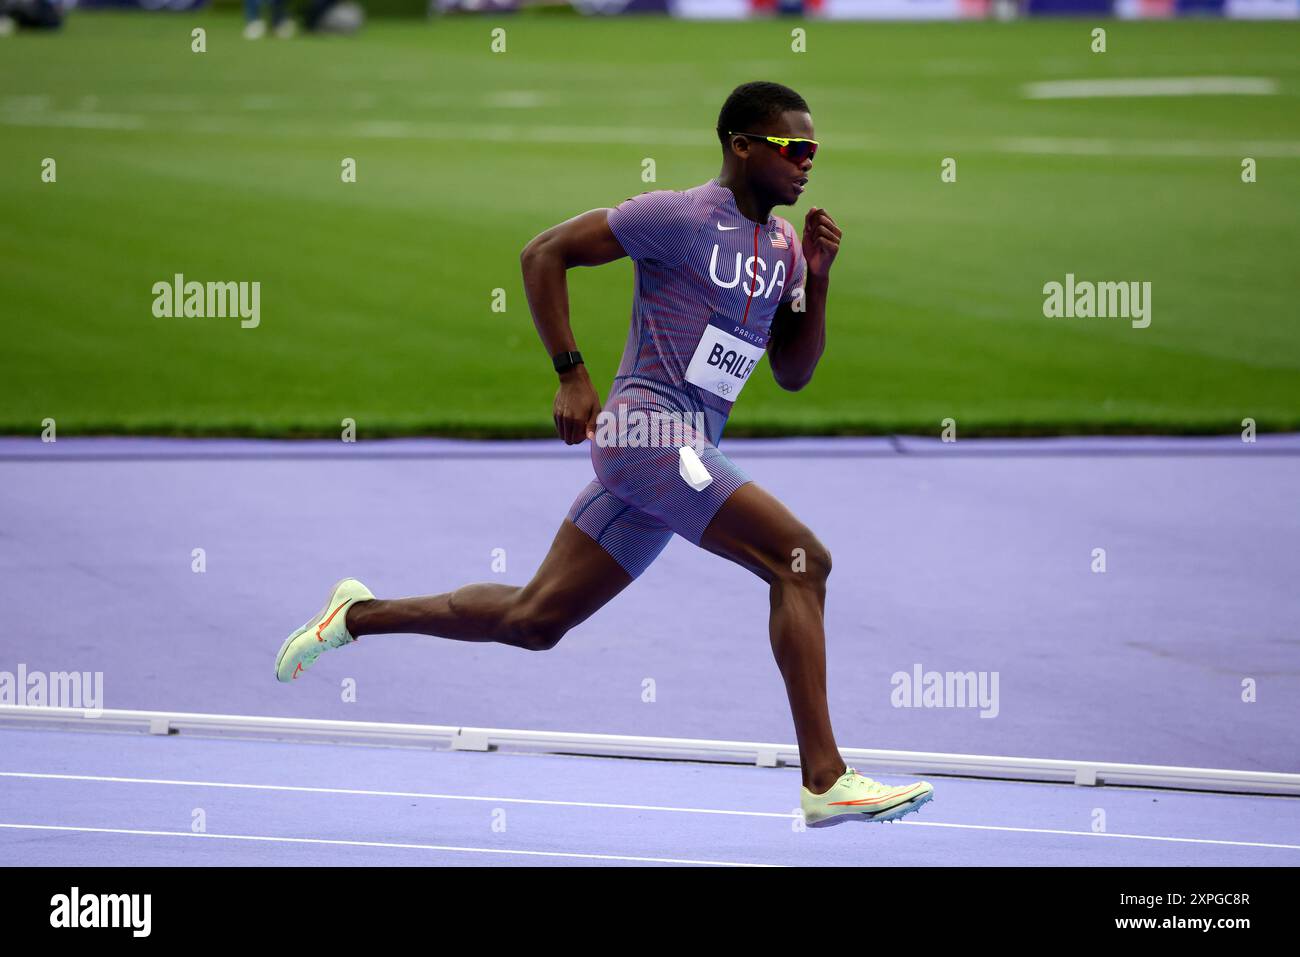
[275,82,933,827]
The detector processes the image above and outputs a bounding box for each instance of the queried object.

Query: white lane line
[902,820,1300,851]
[4,771,1297,850]
[1023,77,1279,99]
[0,824,776,867]
[0,771,790,819]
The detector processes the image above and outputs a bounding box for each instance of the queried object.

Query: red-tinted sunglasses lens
[779,141,817,162]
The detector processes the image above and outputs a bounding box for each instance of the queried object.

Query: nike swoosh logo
[315,599,352,642]
[716,223,740,231]
[828,784,926,807]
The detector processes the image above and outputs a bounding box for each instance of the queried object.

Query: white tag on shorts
[684,314,768,403]
[678,445,713,491]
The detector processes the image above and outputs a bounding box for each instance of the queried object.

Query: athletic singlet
[604,178,807,445]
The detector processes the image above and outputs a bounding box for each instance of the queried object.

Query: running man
[275,81,933,827]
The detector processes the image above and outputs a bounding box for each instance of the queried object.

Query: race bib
[684,314,768,403]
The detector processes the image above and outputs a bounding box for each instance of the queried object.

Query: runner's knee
[775,534,832,586]
[505,598,572,651]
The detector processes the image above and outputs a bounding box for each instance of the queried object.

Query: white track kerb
[1,705,1296,797]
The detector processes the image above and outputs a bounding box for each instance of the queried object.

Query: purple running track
[1,435,1297,773]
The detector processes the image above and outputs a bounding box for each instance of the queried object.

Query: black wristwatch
[552,350,584,375]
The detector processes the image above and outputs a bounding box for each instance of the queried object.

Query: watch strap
[552,350,584,374]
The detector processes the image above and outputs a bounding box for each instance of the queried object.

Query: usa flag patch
[769,230,788,249]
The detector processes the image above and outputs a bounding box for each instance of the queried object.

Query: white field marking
[0,89,560,115]
[0,824,776,867]
[3,771,1296,850]
[4,110,1300,160]
[352,121,703,146]
[127,95,203,113]
[900,820,1300,851]
[0,111,145,131]
[0,94,51,111]
[184,115,281,136]
[1023,77,1279,99]
[483,91,545,109]
[350,119,520,141]
[997,136,1300,158]
[0,771,790,818]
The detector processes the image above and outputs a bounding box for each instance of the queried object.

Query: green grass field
[1,12,1297,437]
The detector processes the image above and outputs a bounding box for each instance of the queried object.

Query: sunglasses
[726,131,819,163]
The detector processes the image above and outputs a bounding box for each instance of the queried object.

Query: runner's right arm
[520,209,628,445]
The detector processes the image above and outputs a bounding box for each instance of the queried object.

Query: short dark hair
[716,81,810,148]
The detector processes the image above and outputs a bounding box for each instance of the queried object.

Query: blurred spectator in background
[244,0,296,39]
[303,0,364,33]
[0,0,65,32]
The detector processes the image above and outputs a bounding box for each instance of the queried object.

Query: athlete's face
[739,110,815,207]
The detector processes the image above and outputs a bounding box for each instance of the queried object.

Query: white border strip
[1,706,1296,796]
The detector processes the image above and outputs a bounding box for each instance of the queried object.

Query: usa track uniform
[566,179,807,578]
